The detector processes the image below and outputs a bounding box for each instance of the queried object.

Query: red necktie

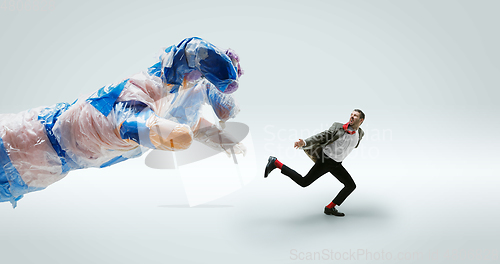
[343,122,356,135]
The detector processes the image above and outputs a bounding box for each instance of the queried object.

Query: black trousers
[281,151,356,206]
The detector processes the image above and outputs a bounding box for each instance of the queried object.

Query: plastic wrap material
[0,37,242,207]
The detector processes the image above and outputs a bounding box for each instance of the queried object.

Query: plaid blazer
[301,122,364,163]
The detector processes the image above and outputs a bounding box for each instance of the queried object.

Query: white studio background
[1,1,499,264]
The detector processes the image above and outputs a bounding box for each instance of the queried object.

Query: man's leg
[263,154,351,216]
[280,159,333,187]
[281,158,348,217]
[329,164,356,206]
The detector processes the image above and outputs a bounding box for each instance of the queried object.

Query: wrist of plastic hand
[119,108,156,149]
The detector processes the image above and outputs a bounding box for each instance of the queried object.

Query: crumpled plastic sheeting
[0,37,243,208]
[157,37,239,94]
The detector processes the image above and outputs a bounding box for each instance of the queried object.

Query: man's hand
[294,139,305,149]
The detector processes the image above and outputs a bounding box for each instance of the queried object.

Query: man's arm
[302,122,342,149]
[355,127,364,148]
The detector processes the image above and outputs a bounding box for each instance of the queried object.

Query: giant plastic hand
[0,37,243,208]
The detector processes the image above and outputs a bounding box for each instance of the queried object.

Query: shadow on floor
[158,204,234,208]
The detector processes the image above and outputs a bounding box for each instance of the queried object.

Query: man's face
[349,111,363,127]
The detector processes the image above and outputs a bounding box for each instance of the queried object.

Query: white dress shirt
[322,131,359,162]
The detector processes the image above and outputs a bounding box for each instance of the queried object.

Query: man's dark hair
[354,109,365,120]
